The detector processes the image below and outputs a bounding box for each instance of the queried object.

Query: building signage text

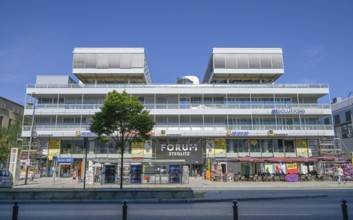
[75,131,96,136]
[156,140,203,163]
[57,158,74,163]
[160,143,198,156]
[267,129,288,136]
[227,130,249,136]
[271,109,305,115]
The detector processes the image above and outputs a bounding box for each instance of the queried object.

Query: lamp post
[24,101,35,185]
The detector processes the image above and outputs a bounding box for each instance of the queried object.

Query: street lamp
[24,101,35,185]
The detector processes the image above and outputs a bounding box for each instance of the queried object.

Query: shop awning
[227,157,265,163]
[227,156,348,164]
[312,156,348,162]
[288,157,318,163]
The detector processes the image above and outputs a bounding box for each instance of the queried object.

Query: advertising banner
[143,140,152,157]
[130,164,142,184]
[169,165,181,184]
[214,138,226,157]
[307,139,318,157]
[286,163,298,174]
[296,139,308,158]
[38,142,49,155]
[48,140,61,160]
[264,163,274,174]
[206,139,215,155]
[132,142,144,158]
[274,163,286,174]
[155,139,203,164]
[8,148,19,182]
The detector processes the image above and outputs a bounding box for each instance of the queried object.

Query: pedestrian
[30,171,35,181]
[337,166,343,184]
[72,168,77,180]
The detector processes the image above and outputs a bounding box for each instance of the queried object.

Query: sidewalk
[5,177,352,203]
[14,176,353,190]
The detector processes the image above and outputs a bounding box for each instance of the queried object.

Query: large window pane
[284,140,295,153]
[61,140,72,154]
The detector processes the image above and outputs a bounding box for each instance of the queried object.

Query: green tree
[0,116,22,166]
[90,90,154,189]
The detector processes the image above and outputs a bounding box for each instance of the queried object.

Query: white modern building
[22,48,334,184]
[322,96,353,155]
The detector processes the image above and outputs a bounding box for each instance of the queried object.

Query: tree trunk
[120,148,124,190]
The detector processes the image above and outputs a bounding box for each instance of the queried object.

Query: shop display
[169,165,180,183]
[117,164,130,184]
[130,164,142,184]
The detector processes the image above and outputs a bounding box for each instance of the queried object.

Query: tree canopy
[90,90,154,189]
[0,116,22,166]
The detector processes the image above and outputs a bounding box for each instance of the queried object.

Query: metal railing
[26,103,331,110]
[27,83,329,89]
[22,124,333,132]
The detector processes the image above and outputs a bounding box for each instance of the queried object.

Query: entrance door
[105,165,116,183]
[192,164,202,177]
[59,164,71,178]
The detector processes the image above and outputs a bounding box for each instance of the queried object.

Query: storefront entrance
[59,163,71,178]
[105,165,116,183]
[192,164,202,177]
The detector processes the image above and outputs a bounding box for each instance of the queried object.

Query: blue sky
[0,0,352,105]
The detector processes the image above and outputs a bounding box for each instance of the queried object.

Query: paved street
[2,177,353,219]
[1,192,352,220]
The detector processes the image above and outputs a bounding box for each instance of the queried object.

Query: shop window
[238,140,249,153]
[261,140,273,153]
[108,142,117,154]
[273,139,284,153]
[284,140,295,153]
[61,140,72,154]
[95,140,108,154]
[72,140,84,154]
[226,139,235,153]
[249,140,260,152]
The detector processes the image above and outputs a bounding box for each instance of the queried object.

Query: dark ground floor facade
[18,136,352,184]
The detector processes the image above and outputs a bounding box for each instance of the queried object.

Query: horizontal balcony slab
[22,128,334,138]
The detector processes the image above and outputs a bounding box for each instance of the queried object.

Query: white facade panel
[73,68,144,74]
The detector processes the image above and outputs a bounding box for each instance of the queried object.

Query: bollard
[122,200,128,220]
[341,200,349,220]
[12,201,19,220]
[233,200,238,220]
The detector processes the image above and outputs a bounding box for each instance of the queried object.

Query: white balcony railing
[26,103,331,110]
[27,83,329,89]
[23,124,333,132]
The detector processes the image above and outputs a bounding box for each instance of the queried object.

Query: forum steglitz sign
[156,141,202,163]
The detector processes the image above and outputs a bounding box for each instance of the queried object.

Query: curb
[0,194,327,204]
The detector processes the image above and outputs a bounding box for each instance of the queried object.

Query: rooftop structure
[72,48,152,84]
[203,48,284,84]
